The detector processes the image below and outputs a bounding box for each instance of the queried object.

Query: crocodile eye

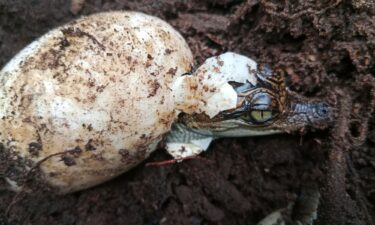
[222,91,279,123]
[250,110,272,122]
[240,92,277,123]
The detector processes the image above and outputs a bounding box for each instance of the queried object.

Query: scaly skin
[166,53,331,159]
[179,65,330,137]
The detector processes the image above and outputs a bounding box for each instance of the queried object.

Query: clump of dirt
[0,0,374,225]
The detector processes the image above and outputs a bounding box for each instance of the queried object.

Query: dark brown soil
[0,0,374,224]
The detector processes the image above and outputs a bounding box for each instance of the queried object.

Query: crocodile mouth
[272,92,333,133]
[178,91,332,137]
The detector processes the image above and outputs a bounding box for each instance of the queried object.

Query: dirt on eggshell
[0,0,374,225]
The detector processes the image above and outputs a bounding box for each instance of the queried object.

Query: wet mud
[0,0,374,224]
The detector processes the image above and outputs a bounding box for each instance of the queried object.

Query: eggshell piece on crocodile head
[0,11,193,193]
[173,52,258,118]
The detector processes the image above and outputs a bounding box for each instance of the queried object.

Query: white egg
[0,11,193,193]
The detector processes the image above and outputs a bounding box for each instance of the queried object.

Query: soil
[0,0,374,225]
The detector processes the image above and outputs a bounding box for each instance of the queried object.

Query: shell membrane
[0,11,193,193]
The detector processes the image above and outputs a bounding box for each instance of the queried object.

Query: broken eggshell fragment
[173,52,258,118]
[0,11,194,193]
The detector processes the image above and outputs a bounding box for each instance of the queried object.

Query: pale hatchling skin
[0,11,194,193]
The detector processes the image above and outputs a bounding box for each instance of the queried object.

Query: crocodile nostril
[317,103,329,117]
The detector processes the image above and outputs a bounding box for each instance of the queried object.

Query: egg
[0,11,193,193]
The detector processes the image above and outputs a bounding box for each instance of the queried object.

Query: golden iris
[250,110,272,122]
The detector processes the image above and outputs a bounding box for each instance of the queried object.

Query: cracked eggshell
[196,52,258,118]
[0,11,193,193]
[173,52,258,118]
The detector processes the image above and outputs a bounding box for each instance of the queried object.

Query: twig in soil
[316,88,353,224]
[261,0,342,20]
[146,156,213,167]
